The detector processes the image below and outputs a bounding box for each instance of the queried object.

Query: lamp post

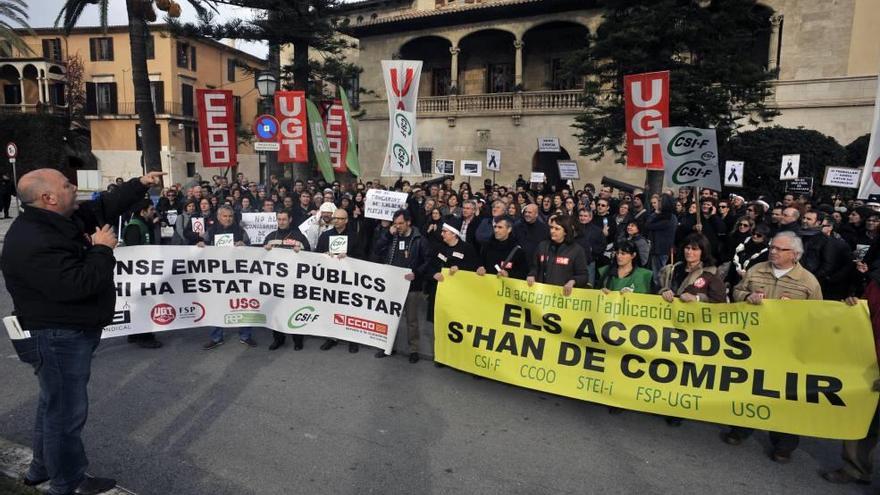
[255,70,278,185]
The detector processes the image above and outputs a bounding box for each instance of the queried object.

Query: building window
[135,124,142,151]
[181,83,193,116]
[49,83,65,105]
[42,38,62,62]
[550,58,579,90]
[233,95,241,125]
[418,149,433,176]
[177,41,196,70]
[145,35,155,60]
[85,82,118,114]
[3,84,21,105]
[150,81,164,113]
[227,59,236,82]
[432,68,451,96]
[347,74,360,107]
[186,162,196,178]
[184,125,195,152]
[487,64,513,93]
[89,37,114,61]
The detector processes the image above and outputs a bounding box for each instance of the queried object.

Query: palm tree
[56,0,215,173]
[0,0,34,55]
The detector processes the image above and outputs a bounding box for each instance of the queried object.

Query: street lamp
[255,70,278,98]
[255,70,279,184]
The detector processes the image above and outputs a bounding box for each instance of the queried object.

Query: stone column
[449,45,460,92]
[768,14,783,75]
[514,39,524,88]
[18,77,26,111]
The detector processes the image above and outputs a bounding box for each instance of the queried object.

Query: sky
[29,1,270,58]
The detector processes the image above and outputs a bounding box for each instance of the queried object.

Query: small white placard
[191,217,205,234]
[823,167,861,189]
[557,160,580,180]
[780,154,800,180]
[538,137,560,152]
[530,172,545,183]
[329,235,348,255]
[461,160,482,177]
[724,160,744,187]
[486,149,501,172]
[214,233,234,247]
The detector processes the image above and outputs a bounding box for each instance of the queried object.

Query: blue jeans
[27,329,102,495]
[210,327,253,342]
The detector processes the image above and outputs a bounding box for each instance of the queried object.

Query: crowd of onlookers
[110,170,880,485]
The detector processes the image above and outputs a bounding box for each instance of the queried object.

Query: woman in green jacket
[596,240,654,294]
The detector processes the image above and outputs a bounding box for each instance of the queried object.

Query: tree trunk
[645,169,664,198]
[126,0,161,174]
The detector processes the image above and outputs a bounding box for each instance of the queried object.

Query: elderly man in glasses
[723,231,822,463]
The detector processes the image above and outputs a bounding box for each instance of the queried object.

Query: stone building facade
[341,0,880,188]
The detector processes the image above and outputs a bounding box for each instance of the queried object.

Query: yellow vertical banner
[435,271,879,440]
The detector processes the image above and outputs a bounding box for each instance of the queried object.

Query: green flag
[305,99,335,183]
[339,88,361,177]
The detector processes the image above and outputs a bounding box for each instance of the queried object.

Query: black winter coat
[529,240,590,287]
[480,236,529,280]
[1,178,147,330]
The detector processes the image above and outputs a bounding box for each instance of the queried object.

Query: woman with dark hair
[623,220,650,267]
[659,233,726,304]
[745,202,766,223]
[644,194,678,284]
[196,197,216,233]
[722,216,755,264]
[539,196,554,222]
[442,192,462,218]
[840,207,871,250]
[728,223,771,287]
[596,240,653,294]
[173,199,201,245]
[527,214,589,295]
[424,208,445,250]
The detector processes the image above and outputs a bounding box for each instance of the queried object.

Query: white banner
[381,60,422,177]
[240,212,278,245]
[859,76,880,198]
[660,127,721,190]
[824,166,862,189]
[365,189,409,221]
[104,246,411,354]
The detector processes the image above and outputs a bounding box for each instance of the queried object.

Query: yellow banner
[435,271,879,439]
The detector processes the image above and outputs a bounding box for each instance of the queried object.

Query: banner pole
[695,187,702,229]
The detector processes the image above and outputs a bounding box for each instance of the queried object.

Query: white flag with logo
[660,127,721,191]
[858,76,880,198]
[381,60,422,177]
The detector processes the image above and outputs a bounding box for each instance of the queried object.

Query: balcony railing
[0,103,68,115]
[408,89,585,116]
[87,101,194,118]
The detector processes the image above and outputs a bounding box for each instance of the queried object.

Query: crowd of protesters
[113,170,880,486]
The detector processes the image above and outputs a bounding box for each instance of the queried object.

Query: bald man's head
[18,168,78,217]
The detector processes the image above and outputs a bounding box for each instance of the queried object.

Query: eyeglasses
[331,216,347,221]
[738,223,751,228]
[597,203,608,208]
[719,205,729,209]
[768,246,793,252]
[752,233,765,239]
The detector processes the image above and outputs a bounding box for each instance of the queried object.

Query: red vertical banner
[323,100,348,173]
[196,89,237,168]
[624,71,669,169]
[275,91,308,163]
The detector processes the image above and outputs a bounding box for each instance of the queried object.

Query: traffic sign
[253,114,280,142]
[6,142,16,159]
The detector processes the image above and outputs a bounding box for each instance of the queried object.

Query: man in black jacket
[514,204,550,263]
[2,168,162,495]
[263,209,310,351]
[373,209,431,363]
[477,216,528,280]
[316,209,364,353]
[122,199,163,349]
